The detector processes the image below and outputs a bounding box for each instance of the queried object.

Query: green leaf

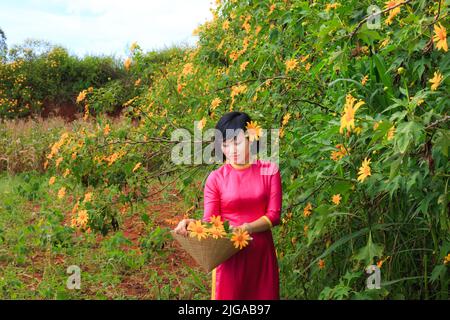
[354,232,384,265]
[434,130,450,157]
[141,213,150,225]
[373,54,394,98]
[430,265,447,283]
[393,121,424,154]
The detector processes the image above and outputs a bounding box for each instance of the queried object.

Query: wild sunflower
[245,120,263,141]
[433,22,448,52]
[187,220,209,241]
[231,228,251,249]
[357,157,372,183]
[210,215,224,229]
[429,71,443,91]
[209,226,227,239]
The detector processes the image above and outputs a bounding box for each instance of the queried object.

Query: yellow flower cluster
[187,215,252,250]
[331,143,350,161]
[46,132,70,161]
[384,0,403,25]
[70,193,94,231]
[230,84,247,107]
[303,202,312,217]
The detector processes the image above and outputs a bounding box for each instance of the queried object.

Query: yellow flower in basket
[187,220,209,241]
[187,215,252,249]
[171,215,253,272]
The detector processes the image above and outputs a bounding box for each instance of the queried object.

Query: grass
[0,171,210,299]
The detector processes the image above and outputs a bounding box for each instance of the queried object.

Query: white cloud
[0,0,214,57]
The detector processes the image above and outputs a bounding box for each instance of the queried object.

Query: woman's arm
[202,170,221,223]
[241,216,273,233]
[236,164,282,234]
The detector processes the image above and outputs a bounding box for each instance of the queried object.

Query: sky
[0,0,214,57]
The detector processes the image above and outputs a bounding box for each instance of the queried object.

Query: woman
[174,111,282,300]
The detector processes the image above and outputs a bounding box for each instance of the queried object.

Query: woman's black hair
[214,111,259,163]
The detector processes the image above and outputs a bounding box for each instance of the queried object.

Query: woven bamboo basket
[170,230,251,273]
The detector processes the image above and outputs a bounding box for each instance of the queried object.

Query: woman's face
[221,130,251,165]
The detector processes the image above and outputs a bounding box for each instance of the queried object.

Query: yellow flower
[57,187,66,199]
[325,3,341,12]
[387,126,395,140]
[83,192,93,203]
[76,209,89,226]
[318,259,325,269]
[124,58,132,70]
[83,105,89,120]
[55,157,63,168]
[361,75,369,86]
[182,63,194,76]
[105,151,125,166]
[269,4,276,15]
[384,0,402,25]
[187,220,209,241]
[291,236,297,246]
[331,144,350,161]
[285,58,298,72]
[63,168,70,178]
[373,120,382,130]
[132,162,142,172]
[240,61,249,72]
[134,78,141,86]
[76,90,87,104]
[222,19,230,30]
[231,228,251,249]
[210,215,224,229]
[332,194,341,205]
[282,113,291,126]
[197,117,207,131]
[339,94,365,134]
[433,22,448,52]
[242,15,251,33]
[103,124,111,136]
[444,253,450,265]
[70,217,77,228]
[229,50,240,62]
[209,226,226,239]
[211,97,222,110]
[130,41,138,52]
[71,201,79,214]
[303,202,312,217]
[230,84,247,98]
[49,176,56,186]
[357,157,372,183]
[429,71,443,91]
[379,38,390,49]
[303,224,309,235]
[245,120,263,142]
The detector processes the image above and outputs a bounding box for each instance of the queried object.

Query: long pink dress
[202,159,282,300]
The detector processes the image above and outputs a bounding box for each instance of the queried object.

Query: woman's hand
[230,223,252,234]
[174,218,195,237]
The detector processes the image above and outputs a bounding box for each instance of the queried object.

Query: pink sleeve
[202,171,221,223]
[264,164,282,227]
